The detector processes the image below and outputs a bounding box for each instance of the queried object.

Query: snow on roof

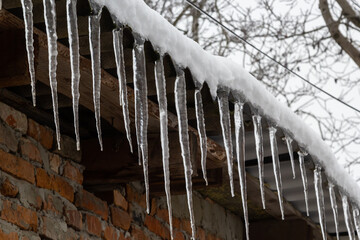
[95,0,360,207]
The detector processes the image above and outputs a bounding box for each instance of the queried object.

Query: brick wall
[0,101,243,240]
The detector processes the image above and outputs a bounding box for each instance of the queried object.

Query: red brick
[53,175,74,202]
[150,198,157,216]
[0,150,35,184]
[156,208,169,223]
[206,234,217,240]
[113,190,128,211]
[49,153,61,174]
[65,210,82,230]
[27,119,53,150]
[197,227,206,240]
[172,217,181,230]
[75,189,108,220]
[1,200,37,231]
[181,219,192,235]
[126,185,146,209]
[174,230,185,240]
[102,225,118,240]
[0,177,18,197]
[110,206,131,231]
[36,168,74,202]
[20,139,42,163]
[0,102,27,134]
[63,161,83,185]
[144,215,170,239]
[130,226,150,240]
[0,228,18,240]
[85,214,102,237]
[118,232,130,240]
[36,168,52,189]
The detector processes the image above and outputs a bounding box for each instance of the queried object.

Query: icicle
[112,26,133,153]
[133,34,150,214]
[269,126,284,219]
[328,182,340,240]
[154,54,173,239]
[252,114,265,209]
[314,165,327,240]
[353,207,360,240]
[174,66,196,240]
[298,150,309,216]
[341,194,356,240]
[88,1,103,151]
[285,134,295,179]
[66,0,81,151]
[21,0,36,106]
[43,0,61,150]
[217,88,235,197]
[194,81,208,185]
[234,101,249,240]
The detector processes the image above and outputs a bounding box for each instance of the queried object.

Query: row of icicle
[18,0,360,239]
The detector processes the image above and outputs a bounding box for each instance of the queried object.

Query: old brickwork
[0,101,243,240]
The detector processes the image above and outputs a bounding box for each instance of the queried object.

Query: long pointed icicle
[298,150,309,216]
[154,54,173,239]
[133,34,149,213]
[66,0,81,151]
[217,89,235,197]
[353,207,360,240]
[112,27,133,153]
[21,0,36,106]
[89,2,103,151]
[342,194,356,240]
[328,182,340,240]
[43,0,61,150]
[252,114,265,209]
[314,165,326,240]
[285,135,296,179]
[174,66,196,240]
[194,82,208,185]
[234,101,249,240]
[269,126,285,220]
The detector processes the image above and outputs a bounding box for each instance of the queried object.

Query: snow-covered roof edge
[96,0,360,206]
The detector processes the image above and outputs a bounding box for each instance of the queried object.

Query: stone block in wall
[40,216,68,240]
[43,192,64,216]
[0,150,35,184]
[1,200,38,231]
[53,135,81,162]
[0,102,27,134]
[110,206,131,231]
[18,181,43,210]
[27,119,53,150]
[75,189,108,221]
[0,121,18,152]
[49,153,61,174]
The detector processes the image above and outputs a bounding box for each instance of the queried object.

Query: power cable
[186,0,360,114]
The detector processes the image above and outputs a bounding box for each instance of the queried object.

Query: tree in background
[145,0,360,178]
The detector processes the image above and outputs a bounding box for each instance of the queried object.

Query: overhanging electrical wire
[185,0,360,114]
